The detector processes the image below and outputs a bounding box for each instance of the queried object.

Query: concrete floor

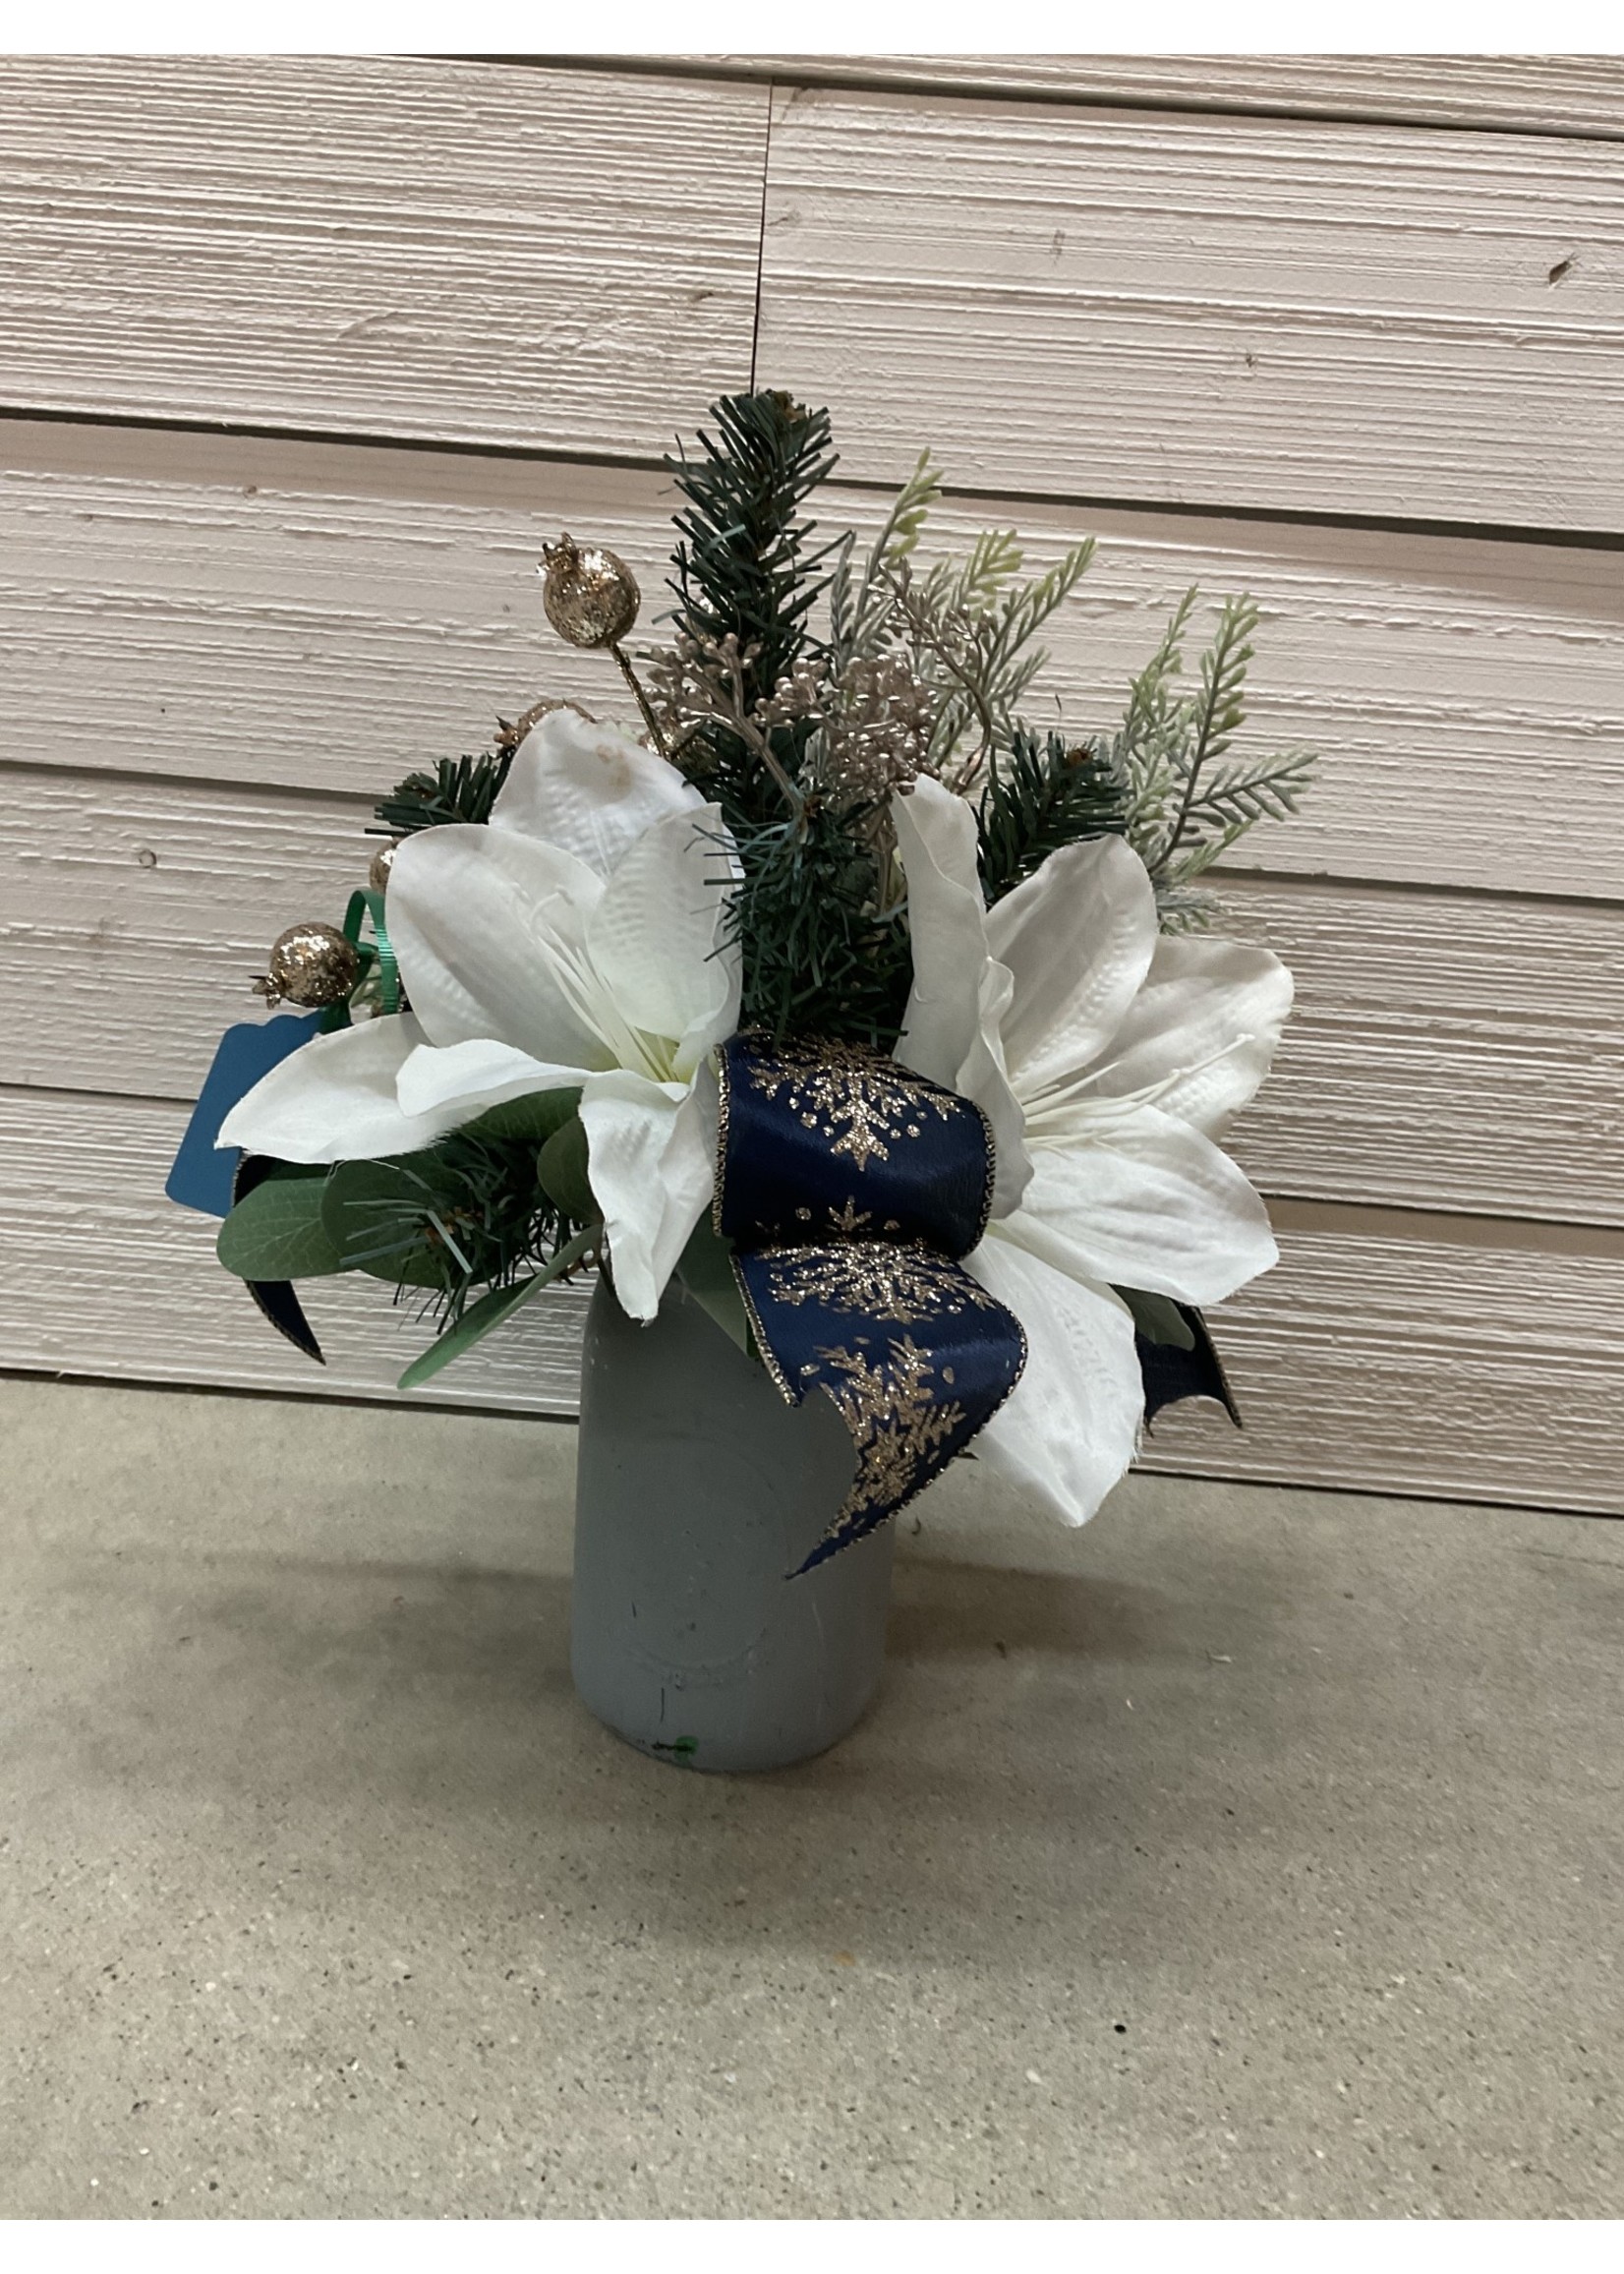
[0,1374,1618,2219]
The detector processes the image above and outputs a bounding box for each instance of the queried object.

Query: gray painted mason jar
[570,1273,896,1773]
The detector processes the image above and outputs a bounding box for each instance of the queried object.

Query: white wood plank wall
[2,54,1621,1516]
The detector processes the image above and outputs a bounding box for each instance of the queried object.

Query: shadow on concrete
[13,1540,1306,1980]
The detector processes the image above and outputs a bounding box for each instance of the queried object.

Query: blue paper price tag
[165,1015,321,1217]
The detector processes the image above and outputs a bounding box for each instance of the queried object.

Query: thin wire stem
[609,642,671,758]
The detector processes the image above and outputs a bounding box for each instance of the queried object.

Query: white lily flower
[219,709,741,1321]
[893,776,1293,1529]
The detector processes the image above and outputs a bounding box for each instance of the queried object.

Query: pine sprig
[1104,588,1317,927]
[653,389,925,1047]
[1166,748,1317,856]
[921,525,1025,620]
[1122,586,1196,758]
[902,538,1096,787]
[373,750,514,839]
[323,1126,578,1330]
[725,802,914,1048]
[666,390,839,739]
[976,729,1131,904]
[1153,595,1258,876]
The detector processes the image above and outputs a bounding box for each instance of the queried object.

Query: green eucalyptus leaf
[465,1087,582,1144]
[217,1172,345,1282]
[320,1157,457,1289]
[1115,1286,1196,1351]
[674,1214,750,1354]
[397,1223,599,1391]
[536,1112,595,1223]
[249,1160,326,1184]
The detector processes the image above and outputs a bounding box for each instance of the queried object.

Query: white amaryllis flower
[893,776,1293,1529]
[219,709,740,1321]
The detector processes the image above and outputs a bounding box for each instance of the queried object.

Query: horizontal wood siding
[0,57,1617,1520]
[757,85,1624,530]
[2,1091,1617,1514]
[0,1089,593,1414]
[1138,1201,1624,1511]
[6,772,1622,1231]
[6,429,1620,898]
[0,57,766,451]
[1214,878,1624,1227]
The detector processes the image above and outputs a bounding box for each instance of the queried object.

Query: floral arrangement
[168,391,1312,1566]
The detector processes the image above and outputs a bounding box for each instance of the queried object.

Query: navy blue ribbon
[716,1033,1027,1571]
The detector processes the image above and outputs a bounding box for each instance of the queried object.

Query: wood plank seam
[6,442,1616,898]
[10,408,1624,559]
[8,1066,1618,1251]
[4,755,1617,916]
[491,54,1624,146]
[747,68,775,391]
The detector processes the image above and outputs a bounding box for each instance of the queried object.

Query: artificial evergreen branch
[1152,595,1259,877]
[650,389,925,1047]
[665,389,839,720]
[725,802,914,1048]
[976,729,1131,904]
[896,538,1096,787]
[929,526,1026,619]
[829,449,943,673]
[373,750,514,840]
[1122,586,1196,758]
[1161,748,1317,873]
[322,1120,587,1331]
[1103,587,1317,927]
[886,561,1000,784]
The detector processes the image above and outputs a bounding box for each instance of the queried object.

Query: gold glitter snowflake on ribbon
[816,1337,966,1541]
[745,1036,956,1172]
[763,1242,1005,1325]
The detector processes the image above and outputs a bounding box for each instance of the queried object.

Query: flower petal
[578,1069,715,1322]
[964,1233,1144,1528]
[1014,1108,1278,1307]
[892,776,986,1089]
[892,777,1030,1216]
[385,822,609,1066]
[1087,933,1294,1137]
[218,1014,457,1164]
[491,707,703,879]
[984,834,1158,1109]
[394,1037,588,1121]
[585,804,740,1078]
